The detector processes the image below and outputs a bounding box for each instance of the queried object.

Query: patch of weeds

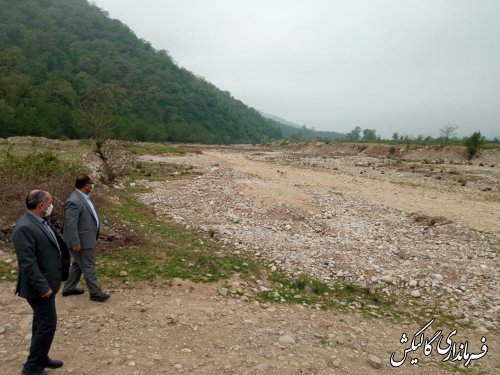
[126,161,199,181]
[413,214,450,227]
[480,234,499,254]
[433,313,472,329]
[0,146,82,184]
[124,144,188,155]
[279,140,291,147]
[0,255,17,281]
[411,302,474,330]
[256,270,400,317]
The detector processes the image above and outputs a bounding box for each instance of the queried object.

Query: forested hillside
[0,0,283,143]
[261,112,345,141]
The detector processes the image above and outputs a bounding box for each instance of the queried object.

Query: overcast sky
[91,0,499,139]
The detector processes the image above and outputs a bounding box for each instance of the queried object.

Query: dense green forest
[0,0,285,143]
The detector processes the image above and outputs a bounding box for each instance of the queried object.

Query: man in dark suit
[62,174,109,302]
[13,190,70,375]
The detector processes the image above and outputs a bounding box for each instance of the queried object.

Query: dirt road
[0,280,497,375]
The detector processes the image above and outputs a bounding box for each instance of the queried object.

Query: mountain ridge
[260,112,345,141]
[0,0,283,144]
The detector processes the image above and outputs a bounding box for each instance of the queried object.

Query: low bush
[464,131,484,160]
[0,147,85,233]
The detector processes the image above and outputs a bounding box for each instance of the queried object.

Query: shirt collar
[76,189,90,200]
[27,210,45,224]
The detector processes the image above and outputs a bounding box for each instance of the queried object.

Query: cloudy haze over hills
[92,0,500,139]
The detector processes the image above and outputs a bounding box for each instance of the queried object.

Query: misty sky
[91,0,499,139]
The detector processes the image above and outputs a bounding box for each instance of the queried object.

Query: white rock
[217,288,228,296]
[367,355,382,369]
[433,274,444,282]
[279,335,295,345]
[380,275,394,284]
[410,290,421,298]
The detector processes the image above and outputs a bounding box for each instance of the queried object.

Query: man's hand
[72,245,81,251]
[41,289,53,299]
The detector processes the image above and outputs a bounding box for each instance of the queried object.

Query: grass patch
[126,160,199,181]
[124,143,189,155]
[255,270,402,317]
[0,256,17,281]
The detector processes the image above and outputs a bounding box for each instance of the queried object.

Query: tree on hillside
[440,124,458,146]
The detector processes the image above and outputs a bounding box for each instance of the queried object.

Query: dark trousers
[64,248,102,296]
[24,295,57,373]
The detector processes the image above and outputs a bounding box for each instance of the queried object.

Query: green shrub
[0,147,81,183]
[0,147,85,232]
[464,131,484,160]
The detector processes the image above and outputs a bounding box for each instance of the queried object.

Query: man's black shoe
[44,358,63,369]
[62,288,84,296]
[21,368,48,374]
[90,293,110,302]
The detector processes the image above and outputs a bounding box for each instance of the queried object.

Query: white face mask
[44,203,54,217]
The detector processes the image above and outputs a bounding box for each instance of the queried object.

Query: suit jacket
[12,212,70,299]
[63,190,99,250]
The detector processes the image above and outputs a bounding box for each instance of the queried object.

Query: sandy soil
[202,149,499,235]
[1,144,498,374]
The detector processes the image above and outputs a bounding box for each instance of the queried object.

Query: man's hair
[25,190,49,210]
[75,174,91,189]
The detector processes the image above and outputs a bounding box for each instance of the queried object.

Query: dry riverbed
[1,142,499,374]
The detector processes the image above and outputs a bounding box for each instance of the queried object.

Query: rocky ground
[1,142,499,374]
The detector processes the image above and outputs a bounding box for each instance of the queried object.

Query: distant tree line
[345,126,379,141]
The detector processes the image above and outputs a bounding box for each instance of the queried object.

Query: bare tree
[77,96,133,184]
[440,124,458,146]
